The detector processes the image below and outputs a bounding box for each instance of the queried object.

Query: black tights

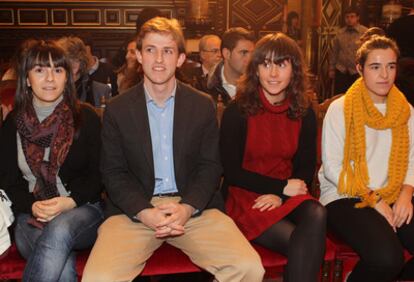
[252,200,327,282]
[327,198,414,282]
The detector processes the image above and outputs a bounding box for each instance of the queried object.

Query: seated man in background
[206,27,255,106]
[181,34,222,92]
[82,35,118,96]
[82,16,264,282]
[56,36,111,108]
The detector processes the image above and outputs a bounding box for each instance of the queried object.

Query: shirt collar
[144,80,177,104]
[88,56,99,75]
[201,65,209,76]
[221,65,236,89]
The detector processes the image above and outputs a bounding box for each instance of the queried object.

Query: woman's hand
[32,197,77,222]
[252,194,282,212]
[375,200,396,232]
[283,179,308,197]
[392,185,414,228]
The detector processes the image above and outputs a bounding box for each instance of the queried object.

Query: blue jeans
[15,202,104,282]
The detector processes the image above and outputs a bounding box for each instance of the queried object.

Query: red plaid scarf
[16,101,74,200]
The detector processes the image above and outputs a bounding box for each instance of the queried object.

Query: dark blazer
[0,104,103,214]
[206,61,233,106]
[101,81,223,219]
[90,61,118,96]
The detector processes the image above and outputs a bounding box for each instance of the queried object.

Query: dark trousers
[334,70,359,95]
[327,198,414,282]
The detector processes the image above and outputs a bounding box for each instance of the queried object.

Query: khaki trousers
[82,197,264,282]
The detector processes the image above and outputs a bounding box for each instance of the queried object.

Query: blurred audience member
[329,6,367,94]
[56,36,111,108]
[112,8,162,70]
[207,27,255,105]
[116,36,141,94]
[286,11,302,46]
[183,35,221,92]
[82,35,118,96]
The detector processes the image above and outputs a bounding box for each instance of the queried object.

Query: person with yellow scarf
[319,35,414,282]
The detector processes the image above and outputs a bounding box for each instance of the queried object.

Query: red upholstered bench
[0,240,336,280]
[0,242,202,280]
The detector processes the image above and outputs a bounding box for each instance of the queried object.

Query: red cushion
[141,243,201,275]
[0,244,25,279]
[0,240,336,279]
[0,244,90,280]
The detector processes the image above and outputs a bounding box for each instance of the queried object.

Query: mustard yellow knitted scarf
[338,77,410,208]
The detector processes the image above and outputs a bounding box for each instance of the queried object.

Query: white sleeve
[403,106,414,187]
[321,97,346,187]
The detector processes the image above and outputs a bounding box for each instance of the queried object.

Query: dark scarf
[16,100,74,200]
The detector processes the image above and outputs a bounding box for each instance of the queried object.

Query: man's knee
[82,269,118,282]
[234,253,265,282]
[42,220,74,246]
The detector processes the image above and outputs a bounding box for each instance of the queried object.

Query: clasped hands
[374,185,414,232]
[137,202,195,238]
[32,196,77,222]
[252,178,308,212]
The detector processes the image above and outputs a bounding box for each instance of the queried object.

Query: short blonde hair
[136,17,186,54]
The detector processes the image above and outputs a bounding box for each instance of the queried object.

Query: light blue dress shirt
[145,84,179,195]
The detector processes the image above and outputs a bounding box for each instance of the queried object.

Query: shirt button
[164,156,168,160]
[163,135,167,139]
[161,113,165,117]
[165,178,169,182]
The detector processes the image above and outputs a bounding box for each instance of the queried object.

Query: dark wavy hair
[14,39,81,129]
[236,32,310,119]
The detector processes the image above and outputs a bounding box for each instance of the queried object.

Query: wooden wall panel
[0,0,224,65]
[226,0,285,37]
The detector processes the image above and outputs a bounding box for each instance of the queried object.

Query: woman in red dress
[220,32,326,282]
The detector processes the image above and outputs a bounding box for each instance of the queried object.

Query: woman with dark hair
[0,39,104,281]
[319,35,414,282]
[220,32,326,282]
[116,36,142,94]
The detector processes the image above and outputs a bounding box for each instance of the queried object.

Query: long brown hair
[14,39,81,129]
[237,32,309,119]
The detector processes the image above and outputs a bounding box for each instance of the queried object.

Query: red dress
[226,90,315,240]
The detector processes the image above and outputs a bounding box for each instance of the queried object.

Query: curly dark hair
[236,32,310,119]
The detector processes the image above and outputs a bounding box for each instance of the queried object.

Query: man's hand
[136,207,171,231]
[32,197,76,222]
[283,179,308,197]
[252,194,282,211]
[155,202,194,238]
[393,185,414,228]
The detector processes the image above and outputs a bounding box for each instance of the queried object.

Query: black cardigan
[0,104,103,214]
[219,102,317,200]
